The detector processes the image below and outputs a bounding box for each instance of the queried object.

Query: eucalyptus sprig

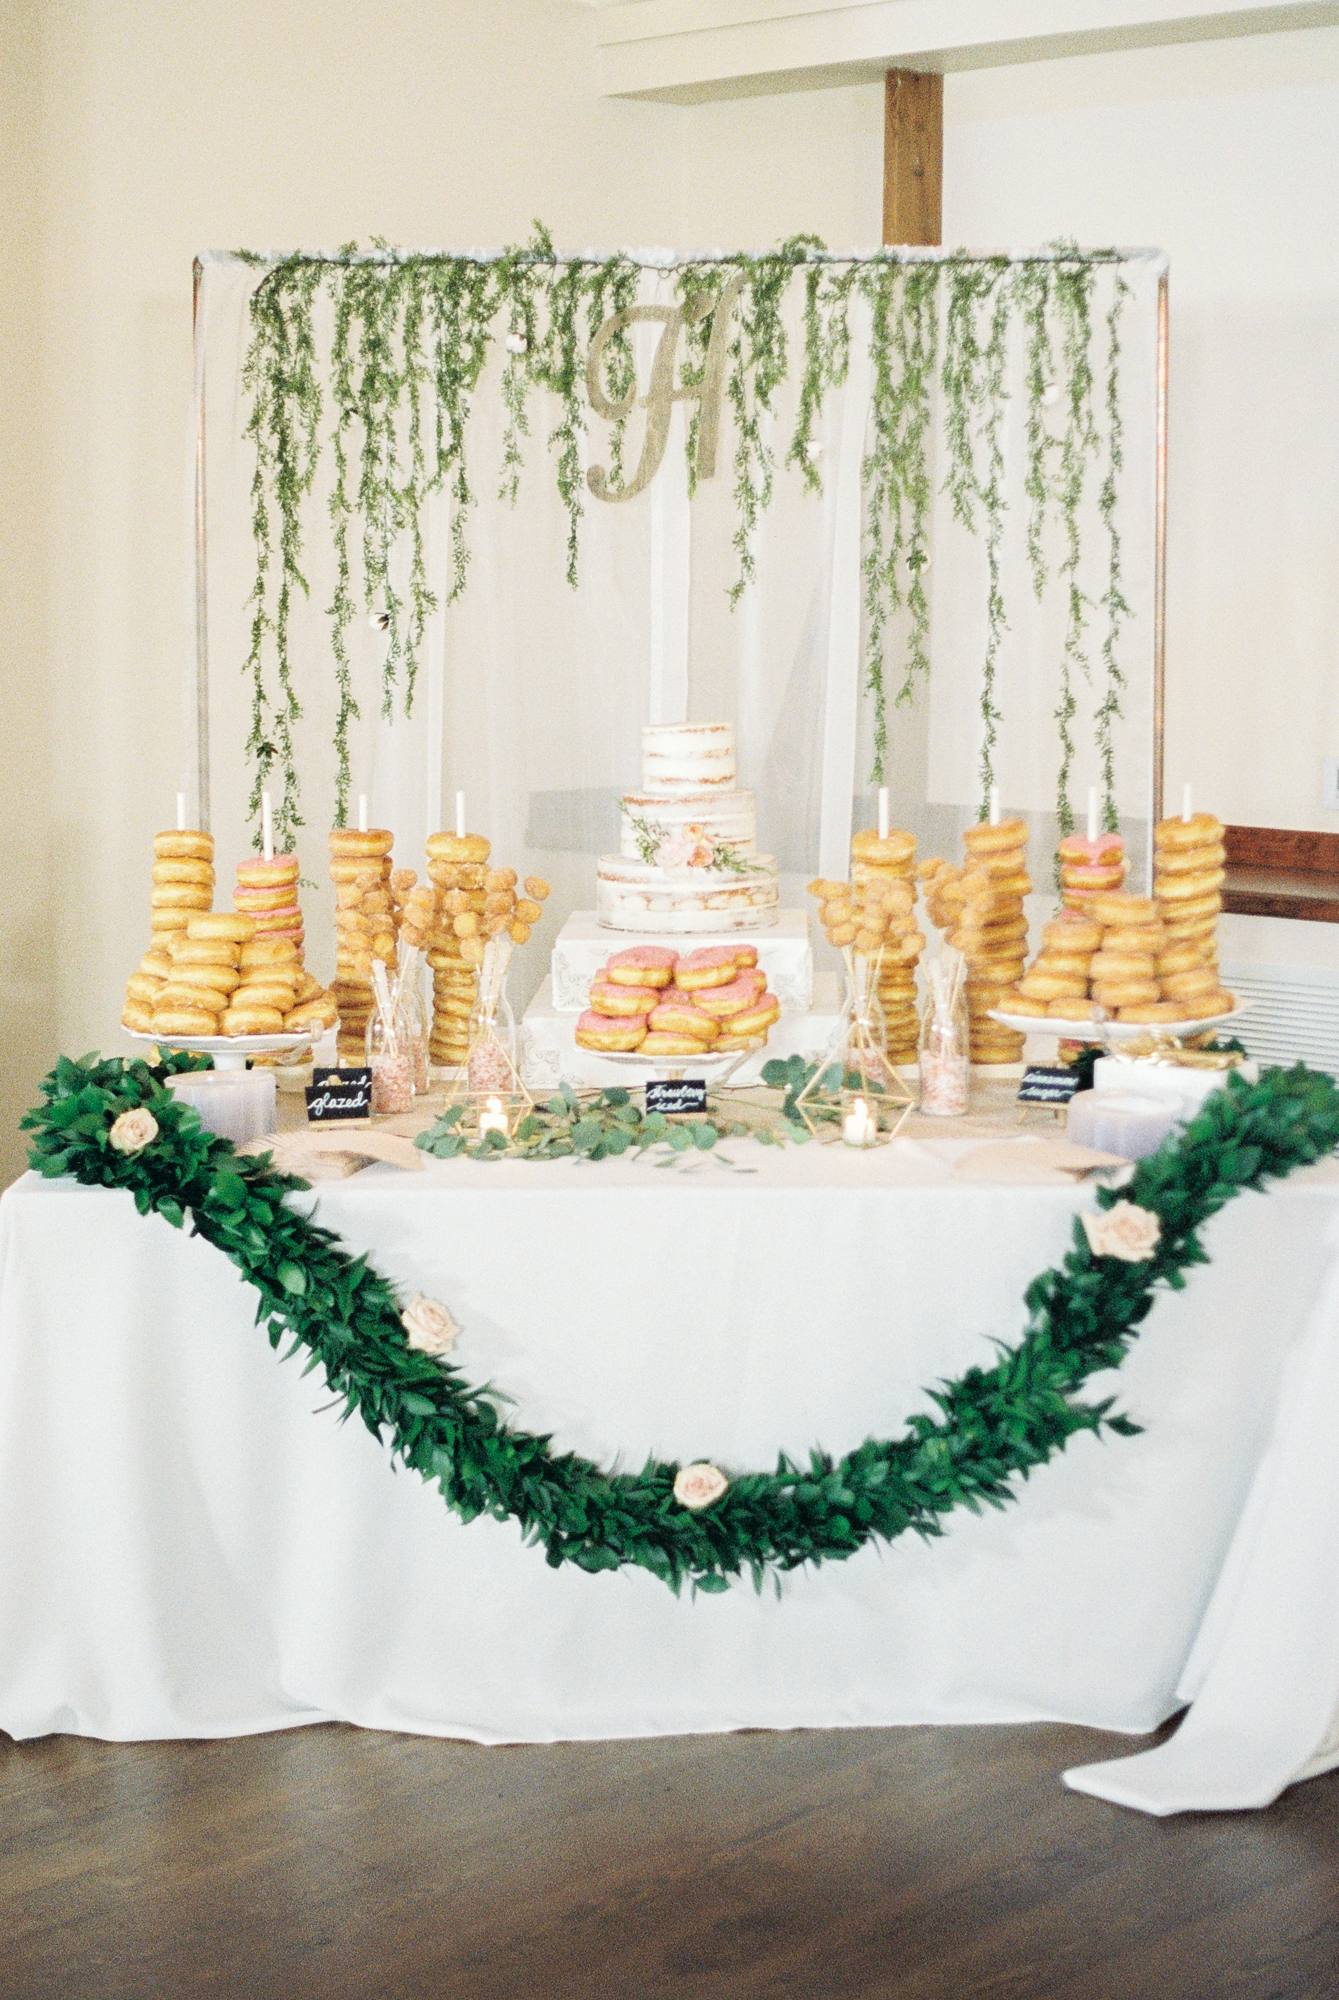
[414,1082,768,1166]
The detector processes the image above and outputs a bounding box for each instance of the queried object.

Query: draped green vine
[234,233,1147,848]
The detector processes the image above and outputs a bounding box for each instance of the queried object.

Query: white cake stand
[124,1028,325,1072]
[987,997,1251,1042]
[595,1046,758,1086]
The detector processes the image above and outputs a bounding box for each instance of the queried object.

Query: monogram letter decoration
[585,274,745,502]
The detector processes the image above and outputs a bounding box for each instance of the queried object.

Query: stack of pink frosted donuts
[234,851,306,960]
[576,945,780,1057]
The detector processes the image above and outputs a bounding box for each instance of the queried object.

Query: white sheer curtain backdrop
[195,250,1163,1012]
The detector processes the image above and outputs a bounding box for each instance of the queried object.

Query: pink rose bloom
[108,1107,159,1155]
[1081,1201,1161,1263]
[687,837,717,869]
[655,833,698,870]
[401,1294,461,1357]
[673,1462,729,1511]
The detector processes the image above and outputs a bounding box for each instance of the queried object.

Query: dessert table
[3,1097,1339,1818]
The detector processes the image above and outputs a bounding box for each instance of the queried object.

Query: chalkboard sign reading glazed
[645,1079,708,1117]
[306,1067,373,1123]
[1018,1066,1084,1107]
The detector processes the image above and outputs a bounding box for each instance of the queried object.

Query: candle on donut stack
[1152,805,1230,1018]
[423,826,492,1071]
[328,825,397,1063]
[922,815,1030,1065]
[121,824,216,1032]
[849,819,923,1065]
[574,944,779,1057]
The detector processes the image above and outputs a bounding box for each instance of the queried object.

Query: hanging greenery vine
[233,233,1147,837]
[24,1053,1339,1595]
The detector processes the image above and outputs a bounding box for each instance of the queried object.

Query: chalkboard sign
[306,1066,373,1122]
[645,1078,708,1116]
[1017,1066,1084,1107]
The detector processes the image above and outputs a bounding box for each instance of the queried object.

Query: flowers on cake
[108,1106,159,1154]
[624,807,763,878]
[1080,1201,1161,1263]
[673,1462,729,1511]
[401,1293,462,1356]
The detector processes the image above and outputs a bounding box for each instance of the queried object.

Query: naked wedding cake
[595,724,780,933]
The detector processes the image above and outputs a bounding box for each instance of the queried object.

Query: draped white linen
[194,249,1164,1013]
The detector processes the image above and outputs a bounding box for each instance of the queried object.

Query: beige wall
[3,7,1337,1181]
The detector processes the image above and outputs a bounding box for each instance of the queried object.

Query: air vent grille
[1219,962,1339,1077]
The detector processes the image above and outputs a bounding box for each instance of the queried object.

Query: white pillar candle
[877,787,889,840]
[455,791,466,839]
[261,790,273,861]
[989,786,1000,829]
[358,793,368,834]
[478,1094,509,1137]
[1183,783,1193,823]
[1087,787,1098,844]
[842,1097,877,1147]
[176,792,186,832]
[165,1070,277,1146]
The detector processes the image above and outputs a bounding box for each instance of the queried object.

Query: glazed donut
[1193,989,1234,1016]
[1017,970,1088,1001]
[673,947,743,991]
[125,973,164,1005]
[694,974,769,1018]
[722,999,781,1038]
[1108,923,1166,956]
[589,980,659,1017]
[233,883,297,913]
[970,958,1026,986]
[172,938,237,968]
[121,1002,156,1034]
[994,993,1046,1018]
[285,998,338,1032]
[1155,842,1225,876]
[1026,953,1091,983]
[154,831,214,862]
[239,937,298,969]
[151,1005,220,1036]
[1154,813,1224,851]
[1043,915,1103,953]
[291,970,322,1002]
[1091,978,1161,1009]
[1048,997,1108,1020]
[433,993,473,1022]
[330,857,384,886]
[1160,965,1221,1002]
[249,906,302,933]
[228,981,292,1013]
[852,827,917,865]
[1155,869,1226,902]
[972,870,1031,902]
[1089,950,1156,984]
[1058,832,1124,866]
[1158,892,1221,928]
[237,957,297,986]
[1088,892,1157,927]
[221,1006,285,1036]
[149,910,190,934]
[426,831,491,865]
[1157,942,1211,976]
[1117,1001,1196,1023]
[150,883,212,911]
[140,949,174,979]
[962,816,1028,854]
[973,848,1030,881]
[327,828,394,858]
[575,1011,648,1053]
[188,912,255,943]
[648,999,720,1042]
[152,858,213,887]
[1061,862,1127,892]
[171,964,241,996]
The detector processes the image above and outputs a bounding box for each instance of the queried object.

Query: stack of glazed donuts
[575,945,779,1057]
[921,818,1030,1064]
[1011,908,1107,1022]
[1009,878,1231,1025]
[1153,812,1227,1004]
[424,830,491,1070]
[234,852,305,960]
[146,828,215,955]
[328,826,396,1062]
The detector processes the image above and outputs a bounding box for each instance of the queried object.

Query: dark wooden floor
[3,1719,1338,2000]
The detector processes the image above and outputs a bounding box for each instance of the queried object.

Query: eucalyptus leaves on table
[28,1051,1335,1598]
[236,229,1137,847]
[414,1082,787,1166]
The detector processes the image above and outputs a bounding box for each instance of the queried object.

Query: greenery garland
[23,1054,1339,1597]
[233,235,1144,841]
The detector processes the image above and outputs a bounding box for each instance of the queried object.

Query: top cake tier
[641,723,735,794]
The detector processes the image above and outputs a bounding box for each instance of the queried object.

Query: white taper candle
[358,793,368,834]
[261,790,273,862]
[176,792,186,832]
[455,791,466,839]
[877,787,889,841]
[1182,784,1193,823]
[1087,787,1098,844]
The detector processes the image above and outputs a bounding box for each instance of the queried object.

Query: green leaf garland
[23,1054,1339,1597]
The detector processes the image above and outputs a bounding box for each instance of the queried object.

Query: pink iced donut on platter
[575,1011,648,1052]
[694,973,770,1018]
[604,946,677,989]
[589,980,660,1017]
[648,999,720,1042]
[731,945,759,969]
[673,947,742,991]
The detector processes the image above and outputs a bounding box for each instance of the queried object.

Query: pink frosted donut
[589,980,660,1017]
[605,946,677,989]
[673,947,743,992]
[236,854,300,888]
[693,973,770,1019]
[1057,833,1125,865]
[1061,861,1127,889]
[731,945,759,969]
[575,1011,647,1053]
[248,905,302,933]
[648,999,720,1041]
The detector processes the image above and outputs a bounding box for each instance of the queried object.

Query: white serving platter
[987,998,1251,1042]
[594,1046,758,1083]
[124,1027,325,1071]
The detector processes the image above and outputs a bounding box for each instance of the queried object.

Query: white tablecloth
[3,1133,1338,1815]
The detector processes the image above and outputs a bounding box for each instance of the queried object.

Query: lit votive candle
[843,1097,877,1147]
[477,1094,509,1138]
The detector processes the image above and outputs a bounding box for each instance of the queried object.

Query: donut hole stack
[328,828,396,1063]
[1153,813,1231,1019]
[925,819,1030,1065]
[122,830,217,1032]
[847,828,924,1064]
[425,831,491,1071]
[148,912,254,1038]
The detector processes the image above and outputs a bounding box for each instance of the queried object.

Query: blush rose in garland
[21,1053,1339,1594]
